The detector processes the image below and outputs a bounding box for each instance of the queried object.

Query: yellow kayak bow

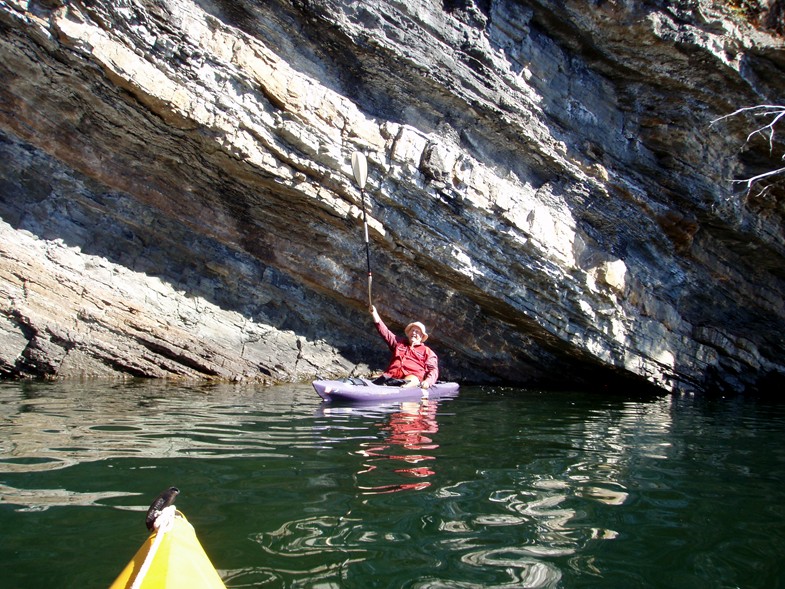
[109,511,226,589]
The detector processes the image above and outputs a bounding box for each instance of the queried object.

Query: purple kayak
[312,378,459,403]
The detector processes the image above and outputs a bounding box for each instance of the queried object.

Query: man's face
[408,327,424,343]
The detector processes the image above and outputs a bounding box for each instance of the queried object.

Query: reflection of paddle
[352,151,372,307]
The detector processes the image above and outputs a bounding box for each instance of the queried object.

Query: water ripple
[3,383,785,589]
[0,381,324,472]
[0,483,140,511]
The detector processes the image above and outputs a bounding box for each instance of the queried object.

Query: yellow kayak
[109,511,226,589]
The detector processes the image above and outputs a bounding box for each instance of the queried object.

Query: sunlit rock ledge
[1,0,784,394]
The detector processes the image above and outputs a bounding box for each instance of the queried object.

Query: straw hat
[405,321,428,342]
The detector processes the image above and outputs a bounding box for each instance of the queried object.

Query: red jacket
[375,318,439,387]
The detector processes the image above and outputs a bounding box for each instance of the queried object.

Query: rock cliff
[1,0,784,393]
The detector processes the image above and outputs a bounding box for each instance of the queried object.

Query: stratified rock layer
[1,0,784,393]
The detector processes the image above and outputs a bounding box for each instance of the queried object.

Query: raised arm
[370,305,397,349]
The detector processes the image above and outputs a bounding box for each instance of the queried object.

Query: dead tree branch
[711,105,785,191]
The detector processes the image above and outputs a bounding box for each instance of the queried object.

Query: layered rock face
[1,0,784,393]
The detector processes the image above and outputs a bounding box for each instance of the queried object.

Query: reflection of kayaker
[370,305,439,389]
[383,401,439,450]
[357,399,441,494]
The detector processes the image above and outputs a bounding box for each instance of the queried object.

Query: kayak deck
[313,378,459,403]
[109,511,225,589]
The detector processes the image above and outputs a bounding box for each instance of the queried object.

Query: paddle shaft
[352,152,372,307]
[360,187,373,307]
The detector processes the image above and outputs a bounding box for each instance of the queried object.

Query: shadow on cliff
[0,130,391,381]
[0,130,671,393]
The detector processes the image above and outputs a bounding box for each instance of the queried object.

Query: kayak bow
[109,511,225,589]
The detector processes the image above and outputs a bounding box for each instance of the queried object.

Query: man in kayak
[370,305,439,388]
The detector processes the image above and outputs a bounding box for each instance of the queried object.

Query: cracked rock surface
[1,0,784,393]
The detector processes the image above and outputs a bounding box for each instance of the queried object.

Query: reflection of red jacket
[375,318,439,387]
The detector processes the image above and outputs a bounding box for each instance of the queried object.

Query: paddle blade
[352,151,368,189]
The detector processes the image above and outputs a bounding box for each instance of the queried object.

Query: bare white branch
[732,166,785,189]
[712,104,785,189]
[711,104,785,125]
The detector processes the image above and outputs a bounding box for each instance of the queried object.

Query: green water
[1,380,784,588]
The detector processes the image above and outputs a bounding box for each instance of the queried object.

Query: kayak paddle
[352,151,372,307]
